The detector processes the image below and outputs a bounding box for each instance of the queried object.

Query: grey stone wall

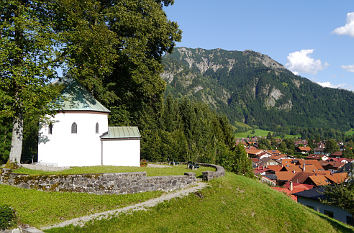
[199,163,225,181]
[0,168,196,195]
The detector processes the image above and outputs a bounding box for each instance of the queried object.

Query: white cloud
[285,49,328,75]
[317,81,345,89]
[341,64,354,72]
[333,12,354,37]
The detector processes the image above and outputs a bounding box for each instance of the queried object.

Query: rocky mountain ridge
[162,47,354,131]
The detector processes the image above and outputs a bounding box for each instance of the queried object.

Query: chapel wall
[102,139,140,167]
[38,112,109,166]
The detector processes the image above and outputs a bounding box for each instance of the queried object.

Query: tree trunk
[9,116,23,163]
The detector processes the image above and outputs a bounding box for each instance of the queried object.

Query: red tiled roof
[272,183,313,201]
[266,150,281,154]
[290,172,314,184]
[331,151,342,157]
[298,146,311,151]
[325,173,348,184]
[281,159,293,166]
[246,148,263,155]
[251,158,259,163]
[270,154,287,160]
[283,182,314,192]
[253,168,269,174]
[299,160,324,170]
[306,154,323,160]
[275,171,296,181]
[281,164,302,173]
[314,170,331,176]
[258,152,270,157]
[307,175,330,186]
[267,165,283,172]
[303,164,318,173]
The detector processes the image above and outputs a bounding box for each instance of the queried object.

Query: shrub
[0,204,16,230]
[140,159,148,167]
[4,160,19,170]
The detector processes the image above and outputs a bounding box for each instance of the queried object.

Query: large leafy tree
[52,0,181,139]
[0,0,60,162]
[54,0,182,160]
[0,0,181,163]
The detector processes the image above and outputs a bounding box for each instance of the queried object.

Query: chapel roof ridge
[55,79,110,113]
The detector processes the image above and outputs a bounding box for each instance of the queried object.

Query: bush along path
[41,182,208,231]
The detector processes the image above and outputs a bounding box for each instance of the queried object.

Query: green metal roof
[101,126,141,139]
[55,80,110,113]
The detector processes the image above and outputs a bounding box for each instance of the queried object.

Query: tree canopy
[0,0,61,162]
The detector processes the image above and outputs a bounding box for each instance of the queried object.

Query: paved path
[41,182,208,231]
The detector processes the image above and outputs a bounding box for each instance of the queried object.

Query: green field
[46,173,353,233]
[345,128,354,136]
[235,128,300,139]
[13,164,214,177]
[235,128,272,138]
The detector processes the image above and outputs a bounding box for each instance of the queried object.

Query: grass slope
[46,173,353,233]
[13,165,214,177]
[235,128,272,138]
[0,184,162,228]
[235,129,300,139]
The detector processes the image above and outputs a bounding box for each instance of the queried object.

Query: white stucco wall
[102,139,140,167]
[38,111,109,166]
[297,197,353,224]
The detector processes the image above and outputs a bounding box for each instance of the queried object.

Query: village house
[294,187,353,226]
[296,146,311,154]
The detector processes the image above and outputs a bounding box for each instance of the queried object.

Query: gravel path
[41,182,208,231]
[147,163,171,168]
[21,163,70,172]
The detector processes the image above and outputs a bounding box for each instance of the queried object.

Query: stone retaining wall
[0,163,226,194]
[0,168,196,195]
[199,163,225,181]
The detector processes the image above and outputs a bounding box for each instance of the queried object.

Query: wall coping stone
[0,163,225,194]
[198,163,225,181]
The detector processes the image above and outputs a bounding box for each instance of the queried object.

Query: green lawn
[0,184,162,228]
[46,173,353,233]
[1,165,214,228]
[12,164,214,177]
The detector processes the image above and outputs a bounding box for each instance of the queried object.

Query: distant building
[296,146,311,154]
[294,187,353,226]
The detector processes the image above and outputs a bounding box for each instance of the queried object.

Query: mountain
[162,47,354,132]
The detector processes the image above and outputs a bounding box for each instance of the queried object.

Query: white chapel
[38,81,141,167]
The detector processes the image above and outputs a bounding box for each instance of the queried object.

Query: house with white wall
[38,81,140,167]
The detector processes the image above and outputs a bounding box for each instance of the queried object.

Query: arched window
[71,122,77,134]
[95,122,99,134]
[48,123,53,135]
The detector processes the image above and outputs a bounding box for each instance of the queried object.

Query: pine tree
[232,144,253,178]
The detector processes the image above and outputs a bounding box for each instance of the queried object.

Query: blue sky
[165,0,354,91]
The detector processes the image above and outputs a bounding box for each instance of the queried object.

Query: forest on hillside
[162,48,354,137]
